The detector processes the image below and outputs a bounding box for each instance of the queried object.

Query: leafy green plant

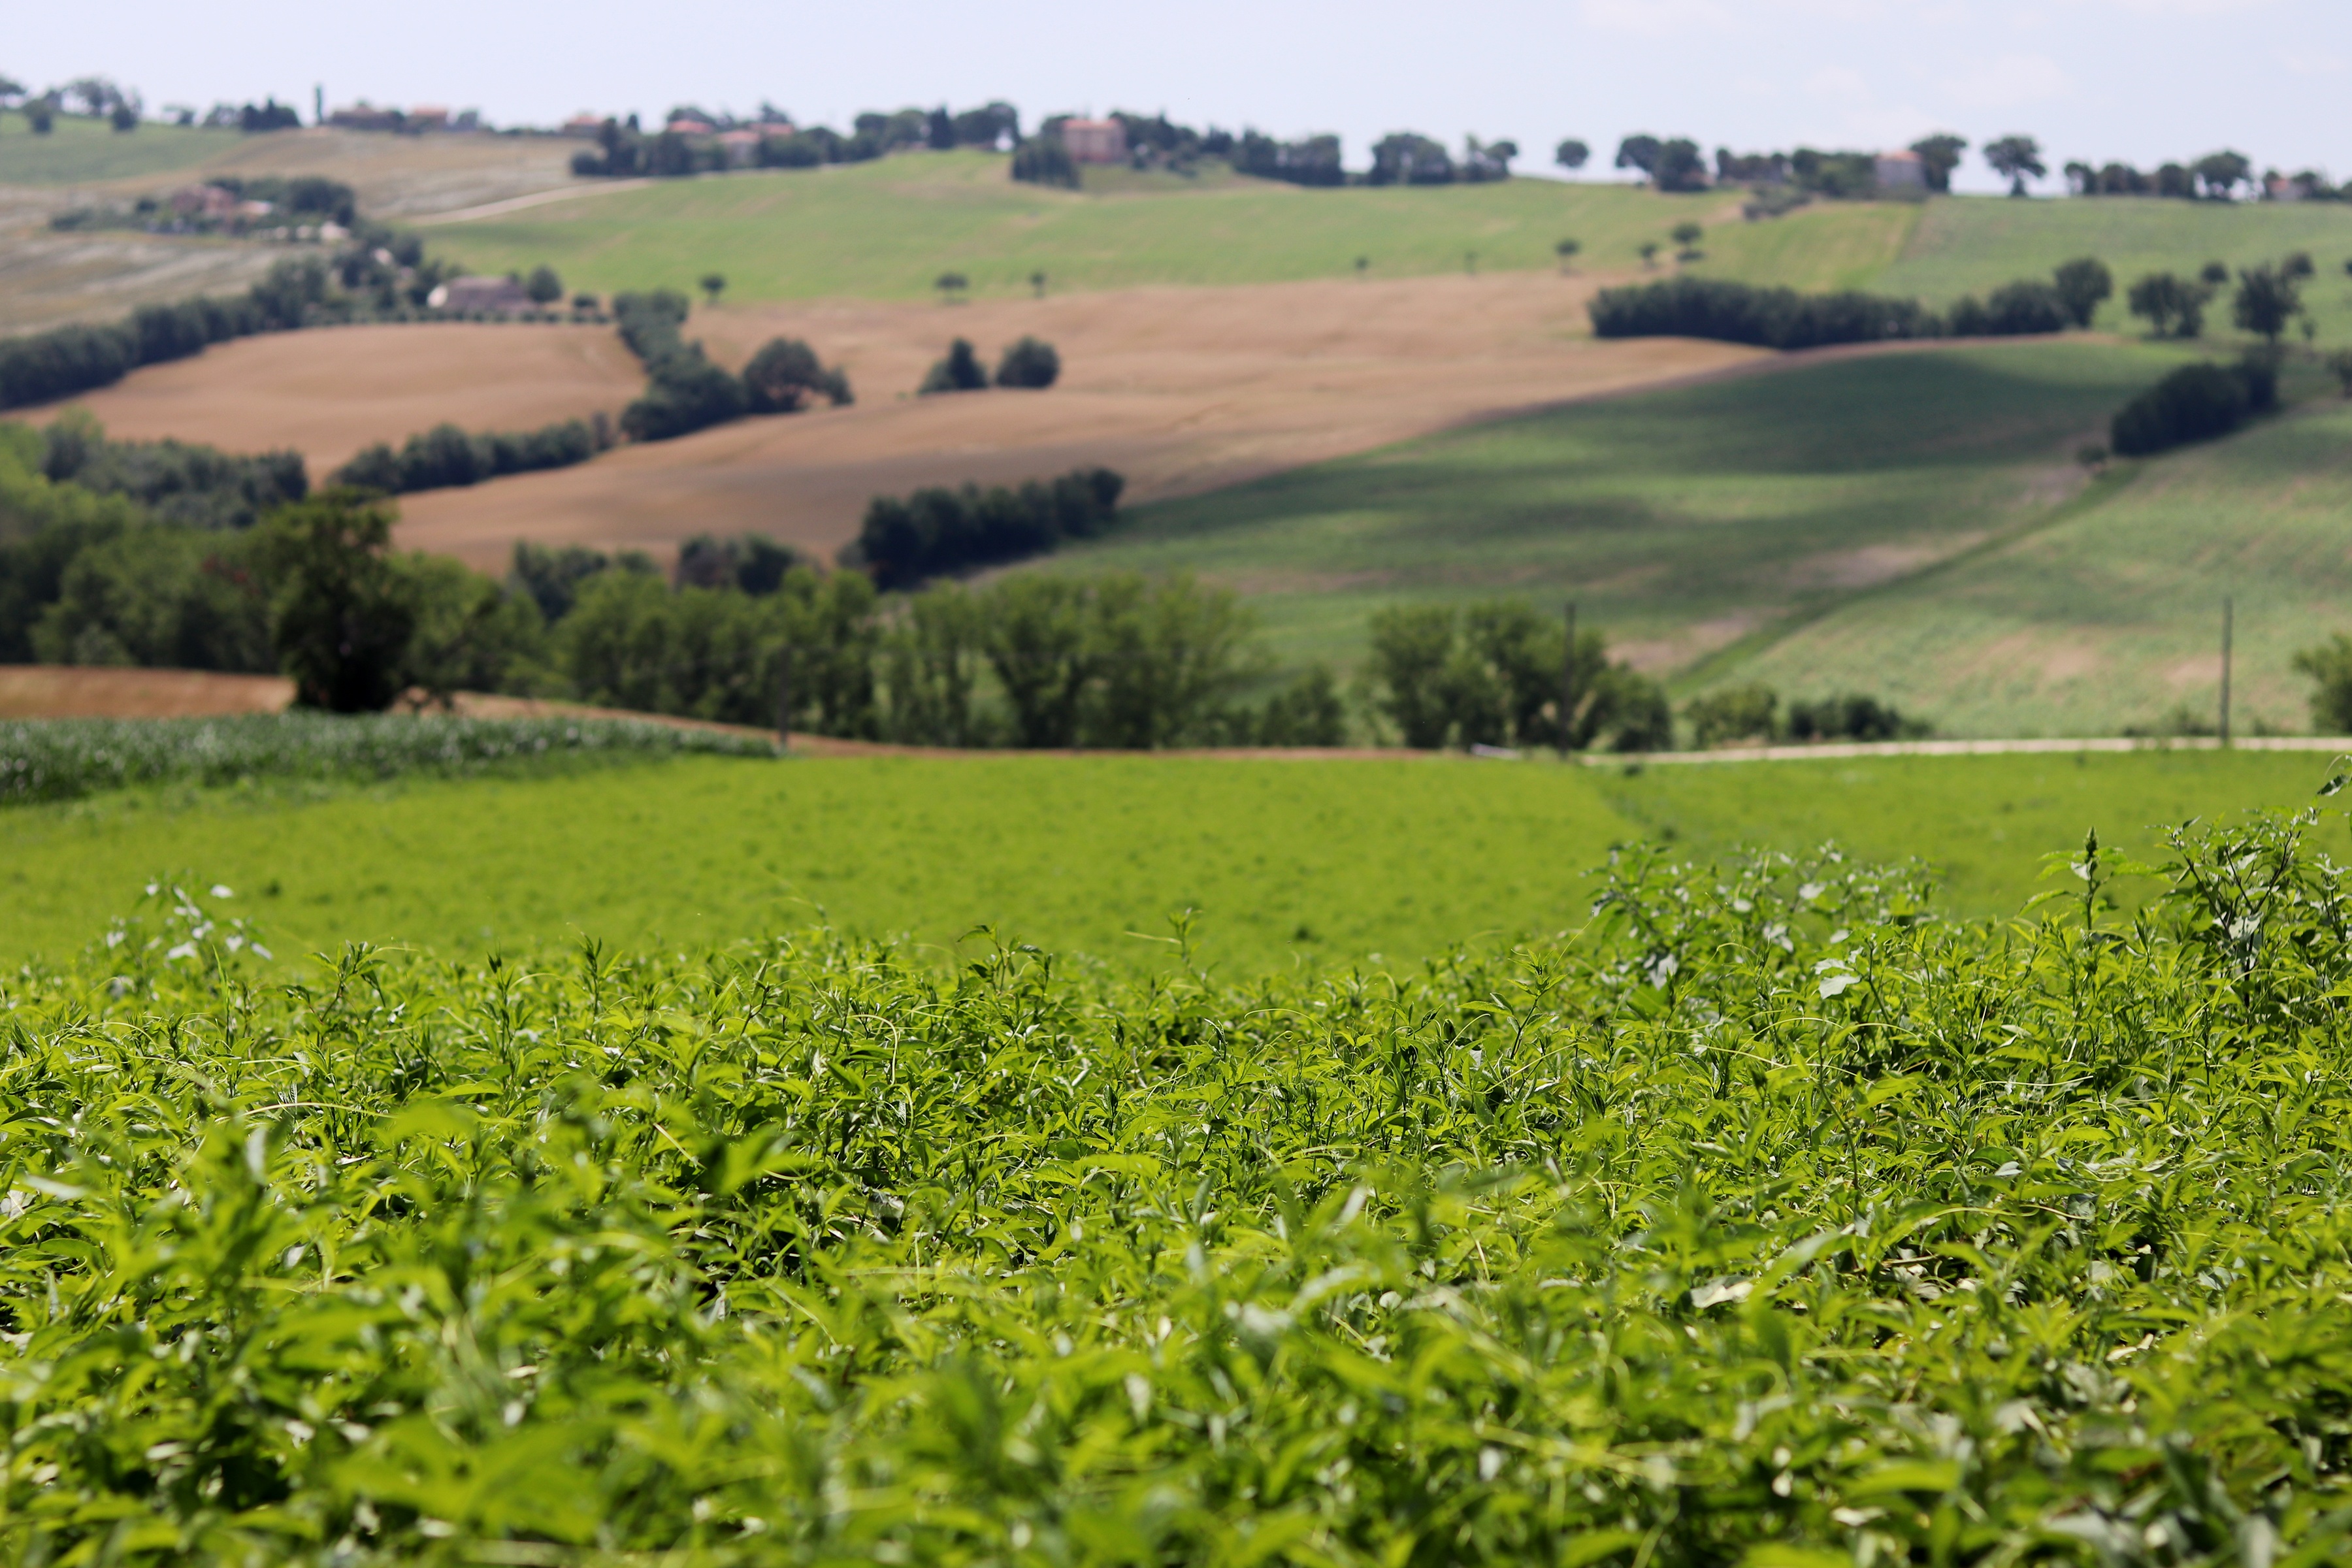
[10,796,2352,1561]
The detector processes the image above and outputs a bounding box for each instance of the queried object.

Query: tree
[1639,241,1661,268]
[1984,135,2046,197]
[918,338,987,394]
[698,273,726,305]
[2233,263,2302,344]
[1908,133,1967,193]
[2051,257,2113,328]
[1555,139,1590,172]
[1555,238,1581,272]
[994,336,1059,389]
[2284,251,2315,280]
[524,265,563,304]
[2295,633,2352,732]
[1029,270,1047,299]
[1615,135,1663,178]
[1369,132,1454,186]
[1650,138,1707,193]
[742,337,852,412]
[934,271,968,303]
[2200,261,2230,287]
[2126,272,2207,339]
[1671,221,1703,258]
[254,490,419,713]
[926,106,955,151]
[1010,134,1077,189]
[2193,150,2252,200]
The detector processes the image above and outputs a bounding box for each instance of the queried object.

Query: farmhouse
[561,112,606,137]
[1059,118,1128,165]
[169,184,242,220]
[1873,149,1927,191]
[719,129,762,168]
[427,276,534,314]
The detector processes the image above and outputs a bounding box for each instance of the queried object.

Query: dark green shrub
[1588,276,1935,350]
[2110,361,2262,457]
[1786,693,1927,742]
[919,338,989,394]
[742,336,852,412]
[1686,682,1778,747]
[994,335,1060,389]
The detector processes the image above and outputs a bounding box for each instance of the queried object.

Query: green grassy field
[1060,338,2185,680]
[433,151,1914,302]
[1727,378,2352,736]
[0,110,242,186]
[1877,195,2352,337]
[0,746,2333,973]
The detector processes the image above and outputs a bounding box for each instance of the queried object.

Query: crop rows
[0,713,776,805]
[6,795,2352,1563]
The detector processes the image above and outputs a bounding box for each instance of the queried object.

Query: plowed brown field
[20,272,1767,570]
[23,322,644,474]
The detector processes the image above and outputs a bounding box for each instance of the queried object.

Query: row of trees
[2109,351,2279,458]
[37,412,306,530]
[332,416,613,495]
[1587,257,2114,351]
[917,336,1059,393]
[1683,684,1927,747]
[2126,256,2313,342]
[572,102,1023,179]
[841,468,1124,591]
[1364,603,1671,753]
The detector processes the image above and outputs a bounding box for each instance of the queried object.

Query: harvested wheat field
[0,666,293,720]
[393,271,1765,571]
[22,321,644,474]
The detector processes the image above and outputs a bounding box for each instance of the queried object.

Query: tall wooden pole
[1560,602,1578,757]
[776,640,793,753]
[2219,596,2233,747]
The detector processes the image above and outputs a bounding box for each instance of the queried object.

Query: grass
[1727,374,2352,736]
[432,151,1911,303]
[11,782,2352,1562]
[1057,338,2185,681]
[0,110,243,186]
[0,746,2335,973]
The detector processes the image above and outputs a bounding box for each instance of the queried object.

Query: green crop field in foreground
[11,767,2352,1563]
[1062,338,2185,683]
[0,747,2334,972]
[0,110,243,186]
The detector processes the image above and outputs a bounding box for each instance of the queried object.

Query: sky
[12,0,2349,194]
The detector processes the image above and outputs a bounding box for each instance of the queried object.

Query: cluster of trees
[1683,683,1928,748]
[1364,602,1671,753]
[2110,351,2279,458]
[917,335,1059,393]
[2126,256,2313,342]
[2057,151,2347,203]
[572,102,1022,179]
[37,412,306,529]
[0,257,350,411]
[333,416,613,495]
[0,74,144,133]
[1007,110,1512,191]
[610,291,851,442]
[1364,133,1516,187]
[1589,258,2114,350]
[843,467,1124,591]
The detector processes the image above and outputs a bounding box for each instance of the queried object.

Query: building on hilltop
[1059,118,1127,165]
[562,112,606,138]
[328,101,403,132]
[427,276,534,314]
[407,106,451,132]
[1873,150,1927,192]
[719,128,762,167]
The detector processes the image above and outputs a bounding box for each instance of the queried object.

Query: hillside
[1720,374,2352,737]
[1051,338,2187,683]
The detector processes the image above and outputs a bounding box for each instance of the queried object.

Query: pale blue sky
[14,0,2348,193]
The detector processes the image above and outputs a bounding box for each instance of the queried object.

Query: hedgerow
[8,792,2352,1562]
[0,713,774,804]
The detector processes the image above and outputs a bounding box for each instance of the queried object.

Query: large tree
[1614,134,1663,178]
[2193,150,2253,200]
[1984,135,2046,197]
[1908,133,1967,193]
[2051,257,2114,328]
[1554,138,1590,172]
[2233,263,2302,344]
[255,491,419,713]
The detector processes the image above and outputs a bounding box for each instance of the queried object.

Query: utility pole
[1559,602,1578,757]
[775,640,793,754]
[2219,596,2233,747]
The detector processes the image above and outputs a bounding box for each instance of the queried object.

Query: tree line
[1588,257,2115,350]
[610,290,852,444]
[570,102,1022,179]
[841,467,1124,591]
[332,416,614,495]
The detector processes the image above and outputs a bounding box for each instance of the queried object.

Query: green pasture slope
[1726,368,2352,736]
[0,746,2332,971]
[1065,338,2186,678]
[435,150,1893,301]
[0,110,242,186]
